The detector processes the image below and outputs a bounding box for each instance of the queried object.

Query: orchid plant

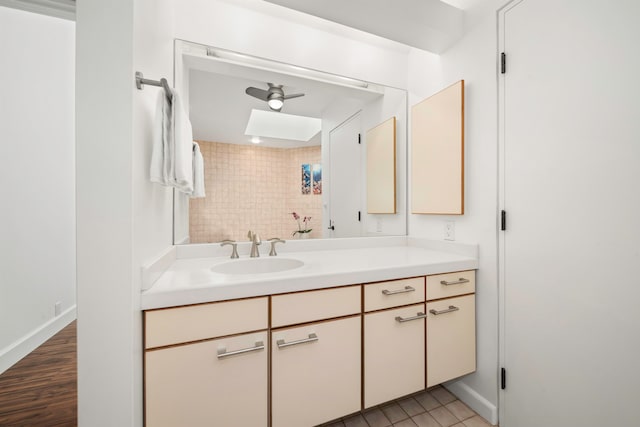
[291,212,312,236]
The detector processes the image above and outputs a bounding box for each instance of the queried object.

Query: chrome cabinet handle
[276,333,318,349]
[382,286,415,296]
[395,312,427,323]
[429,305,460,315]
[440,278,470,286]
[217,340,264,359]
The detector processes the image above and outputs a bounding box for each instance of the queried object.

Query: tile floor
[317,386,497,427]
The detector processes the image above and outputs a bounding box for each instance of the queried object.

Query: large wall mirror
[173,40,407,244]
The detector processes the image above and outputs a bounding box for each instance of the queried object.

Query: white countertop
[141,239,478,310]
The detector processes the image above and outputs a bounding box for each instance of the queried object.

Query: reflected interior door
[329,113,362,238]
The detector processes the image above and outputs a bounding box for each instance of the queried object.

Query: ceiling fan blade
[245,87,270,101]
[283,92,305,100]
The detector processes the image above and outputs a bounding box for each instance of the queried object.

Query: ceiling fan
[245,83,305,112]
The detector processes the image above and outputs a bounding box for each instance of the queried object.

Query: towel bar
[135,71,171,97]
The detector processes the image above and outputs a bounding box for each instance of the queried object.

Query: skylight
[245,109,321,142]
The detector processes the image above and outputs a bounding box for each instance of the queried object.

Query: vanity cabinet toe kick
[143,270,476,427]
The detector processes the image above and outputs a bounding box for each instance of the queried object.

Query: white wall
[0,6,76,374]
[76,0,174,425]
[406,1,506,422]
[131,0,176,424]
[174,0,410,89]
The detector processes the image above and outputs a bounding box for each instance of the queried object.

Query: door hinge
[501,52,506,74]
[358,133,361,144]
[500,210,506,231]
[501,367,506,390]
[358,211,361,222]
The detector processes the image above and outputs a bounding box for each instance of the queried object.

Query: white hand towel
[171,92,194,194]
[149,87,195,194]
[150,90,172,185]
[190,142,206,198]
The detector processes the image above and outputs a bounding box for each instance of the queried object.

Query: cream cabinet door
[364,304,426,408]
[271,316,361,427]
[145,331,268,427]
[426,294,475,387]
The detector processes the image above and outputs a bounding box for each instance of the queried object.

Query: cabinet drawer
[145,297,268,349]
[146,331,268,427]
[364,277,425,312]
[271,286,361,328]
[426,294,475,387]
[426,270,475,300]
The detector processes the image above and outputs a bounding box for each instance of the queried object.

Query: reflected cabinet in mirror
[411,80,464,215]
[367,117,396,214]
[173,40,408,244]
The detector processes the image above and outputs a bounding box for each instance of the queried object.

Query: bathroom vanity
[141,239,477,427]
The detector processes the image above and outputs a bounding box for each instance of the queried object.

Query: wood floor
[0,321,77,427]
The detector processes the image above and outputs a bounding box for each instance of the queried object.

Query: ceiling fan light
[267,98,284,111]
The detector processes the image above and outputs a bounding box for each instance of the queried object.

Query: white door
[500,1,640,426]
[329,113,362,237]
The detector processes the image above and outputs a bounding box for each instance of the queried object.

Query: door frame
[497,0,525,425]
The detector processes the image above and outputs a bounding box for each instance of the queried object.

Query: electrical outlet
[444,221,455,241]
[376,219,383,233]
[54,302,62,317]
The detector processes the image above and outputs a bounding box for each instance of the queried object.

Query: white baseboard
[445,380,499,425]
[0,305,77,375]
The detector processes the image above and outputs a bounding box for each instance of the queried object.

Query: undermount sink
[211,257,304,275]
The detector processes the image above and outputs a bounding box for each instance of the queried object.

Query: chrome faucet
[247,231,261,257]
[267,238,285,256]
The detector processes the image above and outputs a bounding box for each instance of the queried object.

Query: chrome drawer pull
[382,286,415,295]
[429,305,460,315]
[395,312,427,323]
[440,278,470,286]
[217,341,264,359]
[277,333,318,349]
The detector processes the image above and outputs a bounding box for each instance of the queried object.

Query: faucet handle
[267,238,285,256]
[220,240,239,259]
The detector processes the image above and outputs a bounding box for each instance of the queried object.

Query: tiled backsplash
[189,141,322,243]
